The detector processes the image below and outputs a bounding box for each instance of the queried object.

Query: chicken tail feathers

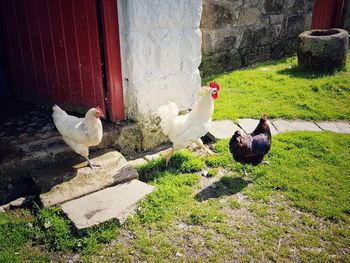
[158,101,179,136]
[52,104,67,122]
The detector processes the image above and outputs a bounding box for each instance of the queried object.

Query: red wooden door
[311,0,344,29]
[0,0,106,114]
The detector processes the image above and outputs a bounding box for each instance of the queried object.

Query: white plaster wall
[118,0,203,120]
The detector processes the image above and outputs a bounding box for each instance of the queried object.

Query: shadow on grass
[277,65,341,79]
[195,176,249,202]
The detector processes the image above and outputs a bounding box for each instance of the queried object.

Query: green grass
[1,54,350,262]
[205,54,350,121]
[0,205,120,262]
[211,132,350,221]
[1,135,350,261]
[110,134,350,262]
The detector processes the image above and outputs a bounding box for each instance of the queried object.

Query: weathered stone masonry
[117,0,202,150]
[200,0,313,76]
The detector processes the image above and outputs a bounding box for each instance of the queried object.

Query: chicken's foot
[85,157,101,169]
[195,139,216,155]
[261,160,270,165]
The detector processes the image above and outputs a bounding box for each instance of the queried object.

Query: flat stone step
[0,102,141,182]
[39,151,138,207]
[128,158,148,167]
[272,119,322,133]
[207,120,244,141]
[238,118,279,135]
[316,121,350,133]
[61,179,155,229]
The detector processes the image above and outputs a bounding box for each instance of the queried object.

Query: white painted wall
[118,0,203,120]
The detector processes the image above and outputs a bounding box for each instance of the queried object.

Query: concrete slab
[61,179,155,229]
[128,158,147,167]
[238,118,279,135]
[144,153,161,161]
[316,122,350,133]
[272,120,322,133]
[144,147,172,162]
[207,120,244,141]
[39,151,138,207]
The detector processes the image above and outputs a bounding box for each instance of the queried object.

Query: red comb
[95,106,103,113]
[263,113,268,121]
[209,81,220,91]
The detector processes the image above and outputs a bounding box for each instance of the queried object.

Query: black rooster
[229,114,272,176]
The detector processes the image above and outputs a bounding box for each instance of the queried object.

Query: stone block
[201,1,234,30]
[316,122,350,134]
[264,0,284,14]
[207,120,244,141]
[272,120,322,132]
[128,158,148,167]
[39,151,139,207]
[270,14,284,24]
[201,30,213,56]
[238,118,279,135]
[98,123,142,156]
[200,49,241,76]
[144,153,161,161]
[0,195,36,212]
[271,38,295,58]
[286,0,305,14]
[61,179,155,229]
[238,7,260,26]
[285,14,305,35]
[239,27,275,50]
[243,46,263,62]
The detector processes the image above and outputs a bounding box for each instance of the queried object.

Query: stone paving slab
[207,120,244,141]
[272,119,322,133]
[128,158,148,167]
[316,122,350,133]
[144,148,170,161]
[0,195,36,213]
[39,151,138,207]
[61,179,155,229]
[238,118,279,135]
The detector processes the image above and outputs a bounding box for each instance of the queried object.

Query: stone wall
[200,0,313,76]
[117,0,202,150]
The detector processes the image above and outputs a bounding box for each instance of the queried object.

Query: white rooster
[158,81,220,166]
[52,105,104,169]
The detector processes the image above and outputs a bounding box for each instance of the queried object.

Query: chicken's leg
[195,139,215,155]
[85,156,101,169]
[163,148,175,167]
[242,165,248,176]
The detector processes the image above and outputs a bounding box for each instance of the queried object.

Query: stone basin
[296,28,349,71]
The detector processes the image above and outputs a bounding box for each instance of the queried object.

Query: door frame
[101,0,124,121]
[311,0,344,29]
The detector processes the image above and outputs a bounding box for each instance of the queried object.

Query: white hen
[158,81,220,166]
[52,105,104,168]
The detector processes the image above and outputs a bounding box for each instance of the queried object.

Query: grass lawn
[204,53,350,121]
[1,56,350,262]
[1,132,350,262]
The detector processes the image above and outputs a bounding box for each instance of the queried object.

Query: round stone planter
[296,28,349,71]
